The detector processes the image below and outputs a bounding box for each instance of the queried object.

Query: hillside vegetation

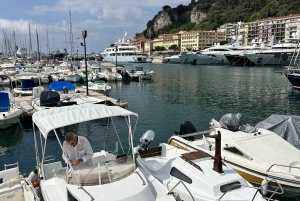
[143,0,300,39]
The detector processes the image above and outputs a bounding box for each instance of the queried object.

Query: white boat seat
[43,161,63,180]
[143,158,169,172]
[0,167,19,182]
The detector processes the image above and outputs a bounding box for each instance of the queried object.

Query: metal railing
[168,180,195,201]
[217,179,284,201]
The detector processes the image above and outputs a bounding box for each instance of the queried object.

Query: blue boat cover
[0,92,9,112]
[49,81,75,91]
[40,91,60,106]
[21,79,35,91]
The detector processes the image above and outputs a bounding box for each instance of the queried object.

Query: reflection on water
[0,123,23,156]
[0,63,299,201]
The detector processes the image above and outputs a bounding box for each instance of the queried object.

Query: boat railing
[24,178,41,201]
[174,129,215,138]
[4,162,19,169]
[266,163,300,178]
[217,179,284,201]
[43,155,57,163]
[168,180,195,201]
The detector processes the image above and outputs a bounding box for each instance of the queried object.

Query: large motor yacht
[101,31,146,64]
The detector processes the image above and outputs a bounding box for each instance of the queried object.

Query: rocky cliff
[142,0,299,39]
[190,5,207,24]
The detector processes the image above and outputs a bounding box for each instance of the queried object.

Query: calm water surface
[1,63,300,200]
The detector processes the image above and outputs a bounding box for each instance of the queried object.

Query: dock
[14,88,128,118]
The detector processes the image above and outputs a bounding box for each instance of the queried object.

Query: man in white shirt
[62,132,94,167]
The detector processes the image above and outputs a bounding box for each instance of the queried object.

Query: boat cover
[219,113,242,131]
[21,79,35,90]
[255,115,300,149]
[0,92,9,112]
[32,104,138,138]
[40,91,60,106]
[49,81,75,91]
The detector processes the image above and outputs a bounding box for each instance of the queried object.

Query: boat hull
[285,73,300,90]
[64,74,81,83]
[0,109,23,129]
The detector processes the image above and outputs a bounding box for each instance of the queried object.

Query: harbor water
[1,63,300,200]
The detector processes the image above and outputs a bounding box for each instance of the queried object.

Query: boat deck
[14,87,128,117]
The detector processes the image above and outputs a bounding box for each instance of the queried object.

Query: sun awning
[32,103,138,138]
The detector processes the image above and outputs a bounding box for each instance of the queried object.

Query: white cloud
[1,0,192,52]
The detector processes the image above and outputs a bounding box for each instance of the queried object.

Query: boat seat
[43,161,63,180]
[143,158,169,172]
[0,167,19,182]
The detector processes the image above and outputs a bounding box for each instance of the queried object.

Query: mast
[69,9,74,61]
[13,30,17,60]
[36,28,40,62]
[46,28,50,59]
[28,22,32,61]
[3,30,7,55]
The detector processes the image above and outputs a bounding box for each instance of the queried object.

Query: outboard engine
[138,130,155,151]
[174,121,196,141]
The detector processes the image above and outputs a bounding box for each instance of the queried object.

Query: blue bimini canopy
[0,92,9,112]
[49,81,76,91]
[21,79,35,91]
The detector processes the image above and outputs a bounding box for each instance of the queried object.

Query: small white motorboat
[130,65,155,81]
[171,116,300,197]
[135,129,269,201]
[0,75,23,129]
[82,81,111,95]
[30,104,177,201]
[0,162,39,201]
[13,79,44,96]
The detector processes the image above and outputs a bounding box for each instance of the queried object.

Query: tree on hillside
[162,5,171,11]
[169,44,178,51]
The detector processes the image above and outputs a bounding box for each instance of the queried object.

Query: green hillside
[143,0,300,39]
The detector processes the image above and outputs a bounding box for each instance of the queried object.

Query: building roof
[248,14,300,23]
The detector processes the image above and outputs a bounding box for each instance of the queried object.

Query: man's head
[66,132,76,146]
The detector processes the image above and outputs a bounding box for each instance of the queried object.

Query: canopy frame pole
[124,116,138,155]
[32,122,40,172]
[127,115,136,170]
[103,118,110,150]
[110,117,125,154]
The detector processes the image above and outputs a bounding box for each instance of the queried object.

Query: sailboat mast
[28,23,32,61]
[46,28,50,58]
[69,9,74,60]
[36,28,40,62]
[13,31,17,60]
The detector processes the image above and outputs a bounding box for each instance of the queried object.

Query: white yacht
[244,40,298,66]
[101,31,146,63]
[164,54,182,64]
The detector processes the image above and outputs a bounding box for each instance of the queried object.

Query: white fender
[261,179,268,196]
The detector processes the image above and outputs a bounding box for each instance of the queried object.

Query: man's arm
[62,142,71,164]
[81,139,94,162]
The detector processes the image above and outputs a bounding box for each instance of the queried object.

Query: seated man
[62,132,94,167]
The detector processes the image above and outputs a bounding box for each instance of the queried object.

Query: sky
[0,0,191,55]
